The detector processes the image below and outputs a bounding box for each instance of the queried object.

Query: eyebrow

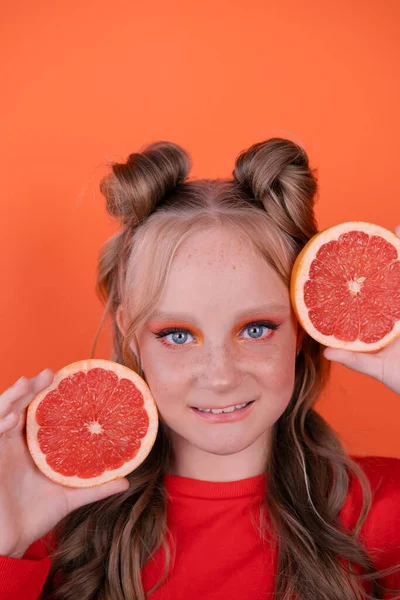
[149,303,289,323]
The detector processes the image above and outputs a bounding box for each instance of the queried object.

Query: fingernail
[4,412,15,421]
[13,377,25,387]
[37,369,49,378]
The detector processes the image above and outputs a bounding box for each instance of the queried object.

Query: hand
[0,370,130,558]
[323,224,400,396]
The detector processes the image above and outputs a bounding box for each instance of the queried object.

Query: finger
[394,224,400,238]
[66,477,130,512]
[0,412,19,435]
[0,370,54,419]
[324,348,382,381]
[0,377,29,419]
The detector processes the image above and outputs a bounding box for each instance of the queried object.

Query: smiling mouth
[193,400,255,415]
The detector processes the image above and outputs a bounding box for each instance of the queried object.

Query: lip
[190,400,256,423]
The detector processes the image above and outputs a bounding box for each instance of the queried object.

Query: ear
[116,305,127,337]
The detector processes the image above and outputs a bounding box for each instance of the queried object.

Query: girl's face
[120,226,301,477]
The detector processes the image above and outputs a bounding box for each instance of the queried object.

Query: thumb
[66,477,130,512]
[323,347,382,381]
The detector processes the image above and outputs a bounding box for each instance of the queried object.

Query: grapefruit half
[290,222,400,352]
[26,359,158,487]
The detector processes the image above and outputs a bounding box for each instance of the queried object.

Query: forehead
[157,226,290,314]
[174,227,252,267]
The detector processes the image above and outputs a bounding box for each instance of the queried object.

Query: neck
[168,431,270,482]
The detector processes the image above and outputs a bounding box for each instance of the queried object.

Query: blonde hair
[43,139,400,600]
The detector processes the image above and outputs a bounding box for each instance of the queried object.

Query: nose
[198,343,244,394]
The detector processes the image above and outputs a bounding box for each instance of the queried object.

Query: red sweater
[0,455,399,600]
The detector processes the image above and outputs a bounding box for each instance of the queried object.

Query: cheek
[259,357,296,389]
[255,339,297,394]
[139,346,192,406]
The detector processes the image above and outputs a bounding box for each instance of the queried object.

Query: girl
[0,138,399,600]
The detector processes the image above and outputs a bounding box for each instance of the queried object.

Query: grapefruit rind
[26,359,159,488]
[290,221,400,352]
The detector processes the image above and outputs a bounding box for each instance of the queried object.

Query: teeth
[220,406,235,413]
[197,402,250,414]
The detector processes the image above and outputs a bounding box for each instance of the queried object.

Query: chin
[192,434,261,456]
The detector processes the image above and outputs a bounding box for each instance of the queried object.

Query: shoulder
[350,454,400,502]
[344,455,400,519]
[345,455,400,568]
[351,454,400,487]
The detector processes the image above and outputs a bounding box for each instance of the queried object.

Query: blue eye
[244,324,267,339]
[169,331,191,344]
[154,328,195,347]
[241,321,279,340]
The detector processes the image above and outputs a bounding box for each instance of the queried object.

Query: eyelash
[153,320,280,349]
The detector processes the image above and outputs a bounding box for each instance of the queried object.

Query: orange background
[1,0,399,457]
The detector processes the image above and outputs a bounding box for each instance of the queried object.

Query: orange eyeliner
[234,318,280,343]
[148,321,204,344]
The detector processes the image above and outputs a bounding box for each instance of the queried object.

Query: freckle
[232,264,236,270]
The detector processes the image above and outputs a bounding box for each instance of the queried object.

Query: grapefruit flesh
[26,359,158,487]
[290,222,400,352]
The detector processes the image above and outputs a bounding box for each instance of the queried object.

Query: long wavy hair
[42,138,400,599]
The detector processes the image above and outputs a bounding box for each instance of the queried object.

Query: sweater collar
[164,473,266,499]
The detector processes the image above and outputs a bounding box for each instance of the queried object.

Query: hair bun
[101,141,191,226]
[233,138,317,242]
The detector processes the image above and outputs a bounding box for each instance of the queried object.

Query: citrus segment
[290,222,400,351]
[26,359,158,487]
